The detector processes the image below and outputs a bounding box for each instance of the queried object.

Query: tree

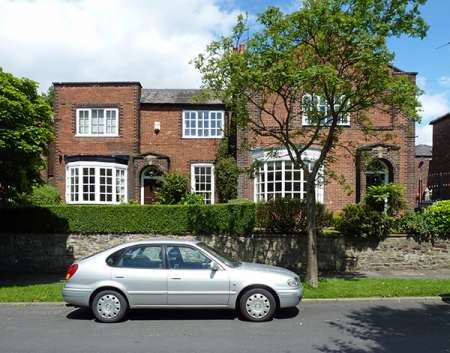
[0,68,54,204]
[194,0,427,286]
[42,85,55,110]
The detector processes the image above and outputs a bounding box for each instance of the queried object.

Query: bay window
[66,162,127,204]
[253,148,324,202]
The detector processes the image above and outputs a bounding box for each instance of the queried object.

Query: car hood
[238,262,298,278]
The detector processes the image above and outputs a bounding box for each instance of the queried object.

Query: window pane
[192,164,213,204]
[82,167,95,201]
[117,246,163,269]
[99,168,113,202]
[167,246,211,270]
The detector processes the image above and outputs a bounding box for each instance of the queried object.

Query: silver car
[62,240,303,323]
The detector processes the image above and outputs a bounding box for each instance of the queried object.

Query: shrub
[394,212,436,242]
[0,203,256,235]
[155,172,188,204]
[424,200,450,239]
[364,183,406,216]
[189,203,256,235]
[256,198,332,234]
[334,203,392,239]
[215,157,239,202]
[19,185,62,206]
[180,193,204,205]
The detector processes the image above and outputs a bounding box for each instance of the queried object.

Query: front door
[166,245,230,306]
[111,244,168,306]
[143,178,158,204]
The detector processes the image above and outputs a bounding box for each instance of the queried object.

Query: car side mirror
[210,261,219,271]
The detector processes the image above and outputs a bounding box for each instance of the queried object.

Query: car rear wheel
[239,288,276,322]
[92,290,128,323]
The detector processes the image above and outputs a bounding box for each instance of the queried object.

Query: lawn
[0,277,449,302]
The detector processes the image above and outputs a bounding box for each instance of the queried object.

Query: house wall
[416,157,431,202]
[51,83,141,201]
[429,117,450,200]
[236,83,416,213]
[139,104,222,173]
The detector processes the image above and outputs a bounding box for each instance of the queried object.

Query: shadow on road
[67,306,299,322]
[315,299,450,353]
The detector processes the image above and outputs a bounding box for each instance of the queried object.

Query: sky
[0,0,448,146]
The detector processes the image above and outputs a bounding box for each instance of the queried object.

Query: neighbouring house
[415,144,432,204]
[429,113,450,200]
[49,70,416,212]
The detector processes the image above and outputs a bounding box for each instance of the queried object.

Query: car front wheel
[92,290,128,323]
[239,288,276,322]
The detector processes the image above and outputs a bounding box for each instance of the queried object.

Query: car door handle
[170,277,182,280]
[114,276,125,279]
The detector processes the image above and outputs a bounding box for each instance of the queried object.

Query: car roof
[117,239,201,247]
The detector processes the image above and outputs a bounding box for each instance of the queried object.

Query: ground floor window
[365,159,390,189]
[191,163,215,204]
[255,160,307,200]
[253,148,324,203]
[66,162,127,204]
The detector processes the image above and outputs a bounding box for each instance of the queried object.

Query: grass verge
[303,278,450,299]
[0,277,449,303]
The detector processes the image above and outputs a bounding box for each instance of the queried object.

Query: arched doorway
[365,159,392,189]
[140,165,163,204]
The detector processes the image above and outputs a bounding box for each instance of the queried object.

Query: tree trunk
[305,177,319,288]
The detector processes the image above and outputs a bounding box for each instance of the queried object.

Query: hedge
[0,203,256,236]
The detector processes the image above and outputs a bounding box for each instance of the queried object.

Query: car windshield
[197,242,241,268]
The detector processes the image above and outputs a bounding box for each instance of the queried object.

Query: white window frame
[190,163,215,204]
[302,94,350,127]
[65,161,127,204]
[252,148,324,203]
[182,110,224,138]
[75,108,119,137]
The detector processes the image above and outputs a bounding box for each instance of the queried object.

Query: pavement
[0,298,449,353]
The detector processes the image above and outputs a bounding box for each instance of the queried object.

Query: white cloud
[418,93,450,122]
[416,92,450,145]
[0,0,240,91]
[415,124,433,145]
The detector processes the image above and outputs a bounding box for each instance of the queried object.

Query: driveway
[0,299,449,353]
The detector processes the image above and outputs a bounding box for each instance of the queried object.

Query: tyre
[239,288,276,322]
[91,290,128,323]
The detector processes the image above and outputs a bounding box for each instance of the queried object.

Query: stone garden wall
[0,233,449,274]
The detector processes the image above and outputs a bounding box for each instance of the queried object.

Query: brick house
[429,113,450,200]
[49,74,416,212]
[415,144,432,203]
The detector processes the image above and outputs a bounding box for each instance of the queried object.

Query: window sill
[182,136,224,139]
[75,134,120,138]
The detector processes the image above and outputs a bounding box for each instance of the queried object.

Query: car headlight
[287,278,300,288]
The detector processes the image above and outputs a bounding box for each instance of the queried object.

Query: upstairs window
[183,110,224,138]
[76,108,119,136]
[302,95,350,127]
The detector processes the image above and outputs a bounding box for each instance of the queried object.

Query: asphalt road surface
[0,299,449,353]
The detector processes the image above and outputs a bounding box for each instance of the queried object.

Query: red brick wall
[236,91,416,213]
[139,105,221,175]
[51,83,141,200]
[430,118,450,173]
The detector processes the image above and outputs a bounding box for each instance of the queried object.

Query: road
[0,299,449,353]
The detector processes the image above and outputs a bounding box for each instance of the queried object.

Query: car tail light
[65,264,78,280]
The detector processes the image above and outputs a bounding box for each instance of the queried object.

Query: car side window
[166,245,211,270]
[109,245,164,269]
